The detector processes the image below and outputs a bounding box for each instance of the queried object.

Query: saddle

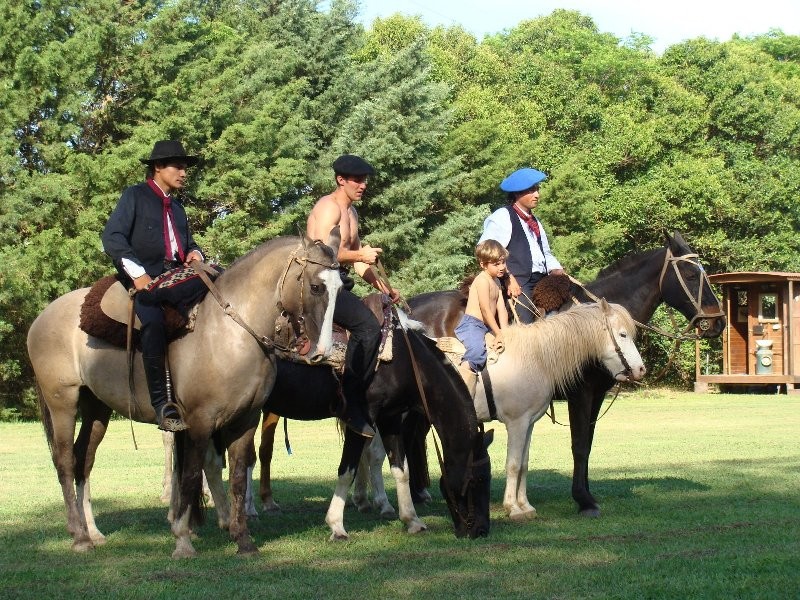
[531,273,574,313]
[79,265,220,349]
[282,293,396,372]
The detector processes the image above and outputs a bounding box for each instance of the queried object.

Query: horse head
[440,427,494,539]
[660,231,726,338]
[597,299,647,382]
[274,234,342,363]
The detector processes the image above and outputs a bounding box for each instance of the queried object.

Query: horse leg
[161,431,174,503]
[567,381,604,517]
[406,412,432,504]
[46,398,95,552]
[74,392,113,545]
[258,411,281,514]
[503,418,537,521]
[223,412,261,555]
[351,441,372,513]
[514,420,537,518]
[202,438,230,529]
[363,431,397,519]
[325,429,367,541]
[170,431,208,559]
[382,425,427,534]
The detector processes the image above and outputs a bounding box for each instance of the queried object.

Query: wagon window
[758,293,778,322]
[736,290,748,306]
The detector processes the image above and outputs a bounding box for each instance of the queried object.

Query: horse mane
[501,303,636,391]
[594,246,663,280]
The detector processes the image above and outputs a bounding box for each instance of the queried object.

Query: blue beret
[332,154,374,176]
[499,168,547,192]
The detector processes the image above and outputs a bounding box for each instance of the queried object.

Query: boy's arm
[496,288,509,329]
[475,276,503,336]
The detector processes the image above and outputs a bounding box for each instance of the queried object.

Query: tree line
[2,0,799,417]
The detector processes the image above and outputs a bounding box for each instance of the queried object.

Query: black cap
[332,154,374,176]
[139,140,198,166]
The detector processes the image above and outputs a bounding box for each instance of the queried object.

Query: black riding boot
[341,397,375,438]
[142,355,188,432]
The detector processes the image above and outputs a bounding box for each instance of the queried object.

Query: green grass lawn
[1,389,798,599]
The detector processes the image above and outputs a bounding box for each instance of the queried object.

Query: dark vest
[504,205,544,280]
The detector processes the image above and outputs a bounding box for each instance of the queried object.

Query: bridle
[194,240,338,355]
[656,247,725,339]
[600,307,636,382]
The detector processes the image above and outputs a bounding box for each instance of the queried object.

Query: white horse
[262,299,646,522]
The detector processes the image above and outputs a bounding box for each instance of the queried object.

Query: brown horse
[28,234,341,557]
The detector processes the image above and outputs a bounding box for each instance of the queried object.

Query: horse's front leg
[382,426,427,534]
[515,420,537,517]
[325,429,367,541]
[202,438,229,529]
[258,411,281,514]
[566,377,605,517]
[364,431,397,519]
[171,431,209,559]
[161,431,174,503]
[502,418,537,521]
[74,400,113,545]
[224,414,261,555]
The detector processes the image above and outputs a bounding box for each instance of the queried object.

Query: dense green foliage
[2,2,800,415]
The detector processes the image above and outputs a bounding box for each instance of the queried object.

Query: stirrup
[158,403,189,432]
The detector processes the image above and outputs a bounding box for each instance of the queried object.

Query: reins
[373,258,479,530]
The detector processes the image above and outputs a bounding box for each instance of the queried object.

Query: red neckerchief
[146,178,185,263]
[511,202,540,239]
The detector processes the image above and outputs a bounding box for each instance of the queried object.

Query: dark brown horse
[251,322,493,539]
[408,231,725,516]
[28,234,341,557]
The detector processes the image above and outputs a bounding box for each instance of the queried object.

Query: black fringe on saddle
[78,275,199,349]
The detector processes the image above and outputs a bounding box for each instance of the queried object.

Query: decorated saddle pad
[79,265,221,349]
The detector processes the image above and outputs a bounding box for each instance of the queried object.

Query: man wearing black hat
[306,154,399,438]
[102,140,205,431]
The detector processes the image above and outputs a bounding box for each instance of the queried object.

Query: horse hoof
[579,507,601,518]
[407,522,428,534]
[171,544,197,559]
[236,542,259,556]
[508,508,536,522]
[90,534,107,546]
[379,508,398,520]
[329,532,349,542]
[71,539,94,553]
[262,501,281,514]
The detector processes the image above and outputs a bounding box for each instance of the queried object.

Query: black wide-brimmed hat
[332,154,374,176]
[139,140,198,166]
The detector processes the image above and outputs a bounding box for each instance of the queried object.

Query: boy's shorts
[454,314,489,372]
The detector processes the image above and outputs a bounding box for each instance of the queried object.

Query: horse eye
[619,331,628,339]
[310,283,326,296]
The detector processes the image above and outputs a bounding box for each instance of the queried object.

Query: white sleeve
[477,208,512,247]
[121,257,146,279]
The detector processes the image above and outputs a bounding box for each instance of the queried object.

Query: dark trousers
[135,297,166,358]
[512,271,546,325]
[334,288,381,409]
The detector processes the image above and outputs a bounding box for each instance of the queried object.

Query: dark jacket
[102,182,201,282]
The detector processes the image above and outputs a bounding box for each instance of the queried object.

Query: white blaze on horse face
[315,269,342,357]
[602,316,646,382]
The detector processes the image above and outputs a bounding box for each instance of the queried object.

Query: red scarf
[146,178,185,263]
[511,202,541,239]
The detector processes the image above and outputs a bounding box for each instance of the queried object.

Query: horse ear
[326,226,341,252]
[663,230,673,245]
[599,297,610,312]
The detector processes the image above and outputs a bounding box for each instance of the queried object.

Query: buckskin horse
[407,231,725,516]
[27,234,341,557]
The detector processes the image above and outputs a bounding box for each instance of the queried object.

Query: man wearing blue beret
[477,167,564,324]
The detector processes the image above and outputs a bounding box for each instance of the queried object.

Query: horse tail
[35,379,55,454]
[173,431,205,528]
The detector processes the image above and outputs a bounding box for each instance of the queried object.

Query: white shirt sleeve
[121,257,146,279]
[478,208,512,246]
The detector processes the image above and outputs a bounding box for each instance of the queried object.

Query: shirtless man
[306,154,398,438]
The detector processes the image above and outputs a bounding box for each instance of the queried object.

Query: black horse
[407,231,725,516]
[258,323,493,539]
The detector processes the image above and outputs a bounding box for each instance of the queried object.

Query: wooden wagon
[694,272,800,394]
